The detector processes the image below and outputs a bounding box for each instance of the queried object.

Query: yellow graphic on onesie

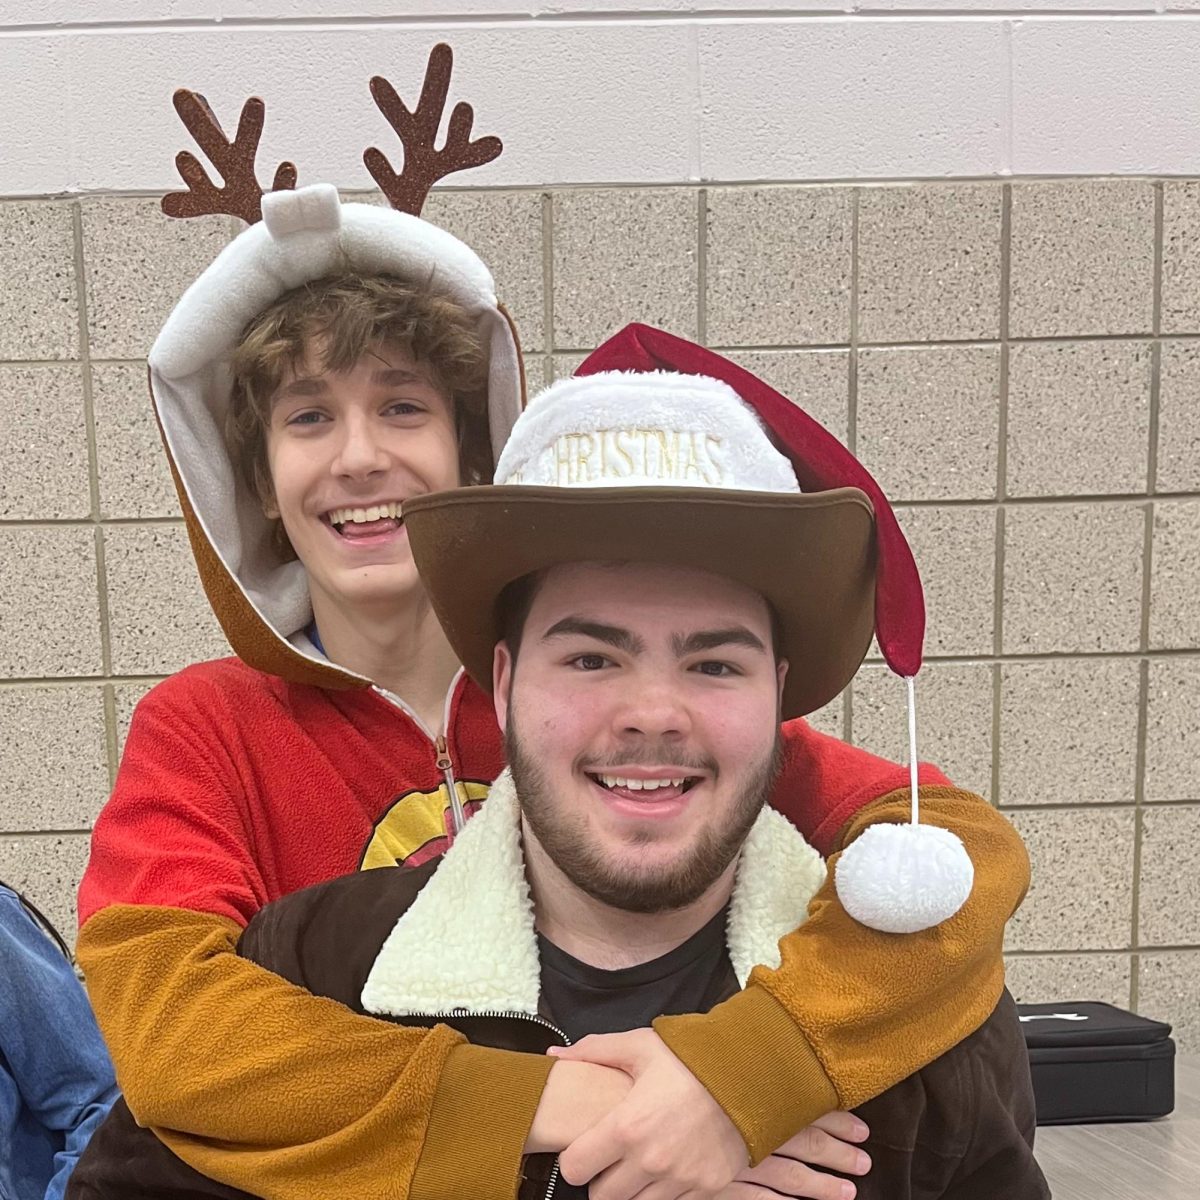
[359,781,491,870]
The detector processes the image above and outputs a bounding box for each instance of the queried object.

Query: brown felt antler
[364,43,503,215]
[162,89,297,224]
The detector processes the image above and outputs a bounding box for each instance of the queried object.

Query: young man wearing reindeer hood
[75,48,1031,1200]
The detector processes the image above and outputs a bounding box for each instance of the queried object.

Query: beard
[506,718,783,915]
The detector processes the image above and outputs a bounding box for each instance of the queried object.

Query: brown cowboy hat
[403,340,881,719]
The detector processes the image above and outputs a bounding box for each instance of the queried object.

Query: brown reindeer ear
[161,89,297,224]
[364,43,503,216]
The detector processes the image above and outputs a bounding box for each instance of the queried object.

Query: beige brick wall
[1,180,1197,1049]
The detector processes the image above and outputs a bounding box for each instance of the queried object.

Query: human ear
[776,659,789,709]
[493,641,514,732]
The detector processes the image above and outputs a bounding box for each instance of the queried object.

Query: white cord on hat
[907,674,919,826]
[832,669,975,934]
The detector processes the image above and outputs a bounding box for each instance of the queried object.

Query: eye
[384,400,425,418]
[570,653,611,672]
[284,410,327,427]
[693,660,739,678]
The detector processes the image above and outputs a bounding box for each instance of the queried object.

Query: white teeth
[597,775,688,792]
[328,503,402,526]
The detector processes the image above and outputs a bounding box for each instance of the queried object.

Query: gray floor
[1035,1056,1200,1199]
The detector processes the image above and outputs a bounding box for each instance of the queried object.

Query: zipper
[371,666,464,743]
[373,669,469,837]
[423,1007,571,1046]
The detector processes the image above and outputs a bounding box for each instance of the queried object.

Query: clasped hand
[547,1029,870,1200]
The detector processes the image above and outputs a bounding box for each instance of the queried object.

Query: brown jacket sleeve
[77,903,552,1200]
[849,991,1048,1200]
[652,786,1030,1163]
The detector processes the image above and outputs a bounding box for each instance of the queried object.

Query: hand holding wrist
[524,1059,632,1153]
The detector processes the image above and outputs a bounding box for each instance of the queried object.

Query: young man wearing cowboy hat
[71,328,1044,1200]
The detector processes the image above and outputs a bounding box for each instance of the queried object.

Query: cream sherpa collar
[360,769,827,1019]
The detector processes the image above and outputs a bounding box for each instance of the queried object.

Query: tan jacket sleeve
[77,904,552,1200]
[653,786,1030,1164]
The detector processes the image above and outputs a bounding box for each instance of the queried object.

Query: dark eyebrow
[672,628,767,657]
[273,376,329,401]
[272,366,425,404]
[542,618,645,656]
[372,367,424,386]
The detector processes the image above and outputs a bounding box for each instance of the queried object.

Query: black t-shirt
[538,904,736,1044]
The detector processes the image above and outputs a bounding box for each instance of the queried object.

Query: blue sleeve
[0,892,119,1200]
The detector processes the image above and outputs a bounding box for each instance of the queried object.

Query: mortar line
[43,326,1200,366]
[0,516,183,528]
[102,684,119,793]
[0,829,97,840]
[549,331,1200,357]
[542,191,556,378]
[5,11,1189,36]
[1152,181,1165,344]
[71,205,100,530]
[876,646,1200,664]
[1130,186,1167,1000]
[1004,945,1198,959]
[1130,658,1150,993]
[0,675,167,690]
[1148,179,1164,498]
[71,204,116,699]
[842,189,860,748]
[23,173,1200,210]
[696,188,708,345]
[75,664,1200,693]
[847,188,859,456]
[998,796,1199,813]
[10,494,1200,529]
[1147,346,1162,506]
[991,184,1012,806]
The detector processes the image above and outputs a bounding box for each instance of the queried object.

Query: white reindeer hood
[148,46,523,689]
[149,185,524,690]
[361,769,828,1019]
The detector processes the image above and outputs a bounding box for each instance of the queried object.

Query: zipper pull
[436,734,467,837]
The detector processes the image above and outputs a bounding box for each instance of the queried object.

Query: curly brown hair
[227,272,493,559]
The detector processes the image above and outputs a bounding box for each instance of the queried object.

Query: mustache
[578,745,718,776]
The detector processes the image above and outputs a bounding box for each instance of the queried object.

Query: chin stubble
[505,717,783,915]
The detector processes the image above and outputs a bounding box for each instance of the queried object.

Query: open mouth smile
[585,772,703,806]
[321,502,405,540]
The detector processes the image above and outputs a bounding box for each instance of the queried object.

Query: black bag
[1018,1000,1175,1124]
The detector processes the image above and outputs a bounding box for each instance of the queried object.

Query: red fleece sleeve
[770,718,951,854]
[80,673,267,929]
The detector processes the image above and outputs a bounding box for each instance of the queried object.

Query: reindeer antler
[162,89,297,224]
[364,43,503,216]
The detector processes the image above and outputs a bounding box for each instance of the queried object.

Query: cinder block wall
[1,180,1197,1049]
[3,0,1200,1052]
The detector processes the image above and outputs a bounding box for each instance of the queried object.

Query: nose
[332,411,390,480]
[611,674,693,741]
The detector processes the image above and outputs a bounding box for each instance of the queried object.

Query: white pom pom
[834,823,975,934]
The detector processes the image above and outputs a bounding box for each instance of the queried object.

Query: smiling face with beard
[492,561,787,917]
[506,723,781,914]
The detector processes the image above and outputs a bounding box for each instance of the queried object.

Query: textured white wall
[3,3,1200,193]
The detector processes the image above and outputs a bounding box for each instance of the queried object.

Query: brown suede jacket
[72,785,1047,1200]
